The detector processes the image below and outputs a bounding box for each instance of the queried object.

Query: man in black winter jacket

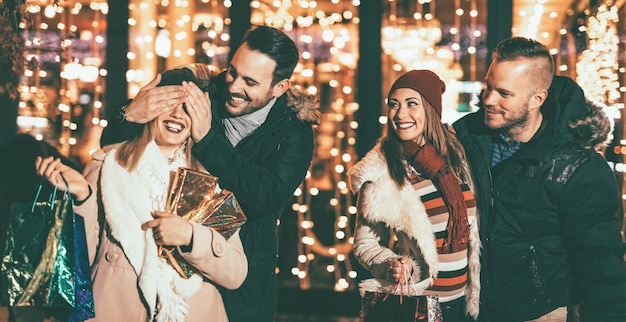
[453,37,626,321]
[100,26,319,322]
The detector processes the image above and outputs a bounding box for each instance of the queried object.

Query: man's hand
[141,211,193,247]
[125,74,188,124]
[182,80,212,142]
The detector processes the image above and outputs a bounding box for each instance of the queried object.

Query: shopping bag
[359,292,441,322]
[68,213,95,321]
[0,178,95,320]
[0,187,56,306]
[159,167,247,279]
[359,264,442,322]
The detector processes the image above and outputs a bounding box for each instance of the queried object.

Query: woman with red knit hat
[349,70,480,321]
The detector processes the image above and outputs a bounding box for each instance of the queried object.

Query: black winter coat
[453,76,626,322]
[101,72,318,322]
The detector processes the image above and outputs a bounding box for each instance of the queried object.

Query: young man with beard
[100,26,319,322]
[452,37,626,321]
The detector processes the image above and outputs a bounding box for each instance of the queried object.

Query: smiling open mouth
[228,93,247,106]
[164,120,184,133]
[395,122,415,129]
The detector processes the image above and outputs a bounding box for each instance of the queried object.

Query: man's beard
[488,108,530,134]
[478,90,531,133]
[221,90,273,118]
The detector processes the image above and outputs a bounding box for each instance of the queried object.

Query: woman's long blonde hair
[113,64,214,172]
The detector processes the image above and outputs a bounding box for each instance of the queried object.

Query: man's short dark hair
[493,37,554,89]
[242,25,300,85]
[493,37,551,61]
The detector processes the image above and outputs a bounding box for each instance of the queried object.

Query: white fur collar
[100,141,201,321]
[348,143,439,279]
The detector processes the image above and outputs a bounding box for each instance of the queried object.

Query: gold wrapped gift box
[159,167,247,278]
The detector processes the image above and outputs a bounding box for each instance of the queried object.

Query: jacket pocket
[491,245,549,302]
[526,245,548,299]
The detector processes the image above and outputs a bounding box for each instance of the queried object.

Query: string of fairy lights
[18,1,108,159]
[574,3,626,205]
[576,4,621,104]
[14,0,626,291]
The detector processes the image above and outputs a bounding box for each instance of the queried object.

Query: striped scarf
[403,143,470,253]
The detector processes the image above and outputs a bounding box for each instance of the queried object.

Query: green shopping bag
[0,178,95,321]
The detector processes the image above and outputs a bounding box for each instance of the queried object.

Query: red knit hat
[388,70,446,116]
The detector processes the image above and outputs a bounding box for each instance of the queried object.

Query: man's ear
[272,79,291,98]
[531,89,549,110]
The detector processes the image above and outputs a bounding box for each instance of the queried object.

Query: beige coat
[75,144,247,322]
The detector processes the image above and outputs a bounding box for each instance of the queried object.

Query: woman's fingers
[143,213,193,247]
[35,157,67,189]
[388,257,412,282]
[36,156,56,177]
[44,158,62,180]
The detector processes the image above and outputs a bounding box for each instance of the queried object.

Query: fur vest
[349,143,480,319]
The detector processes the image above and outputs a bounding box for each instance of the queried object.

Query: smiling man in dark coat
[453,37,626,322]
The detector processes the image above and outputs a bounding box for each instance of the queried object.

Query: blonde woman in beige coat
[34,66,247,322]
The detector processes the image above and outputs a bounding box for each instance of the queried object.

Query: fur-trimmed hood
[567,99,612,150]
[285,84,320,125]
[540,75,612,149]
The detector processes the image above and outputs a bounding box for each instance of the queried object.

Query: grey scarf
[222,98,276,147]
